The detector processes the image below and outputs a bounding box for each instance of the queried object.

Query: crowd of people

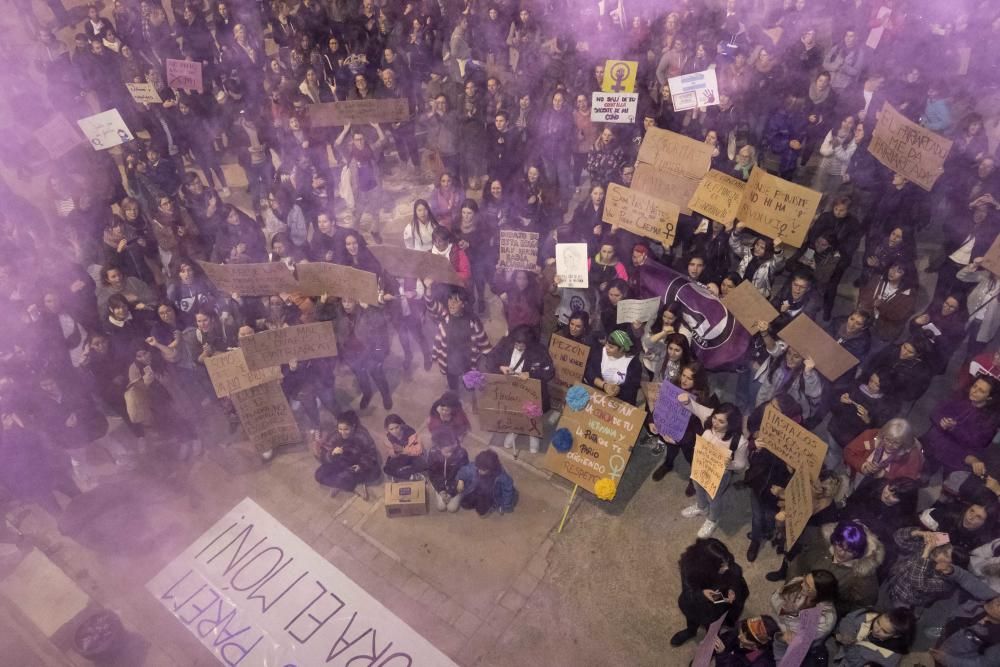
[3,0,1000,663]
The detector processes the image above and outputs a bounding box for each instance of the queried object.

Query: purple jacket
[924,397,999,470]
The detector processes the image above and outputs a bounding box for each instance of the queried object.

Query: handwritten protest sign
[778,314,859,381]
[198,260,298,296]
[147,498,459,666]
[631,162,698,214]
[305,97,410,128]
[230,380,301,453]
[165,58,203,92]
[295,262,380,304]
[240,322,338,370]
[652,381,690,442]
[868,102,953,191]
[125,82,162,104]
[369,245,463,286]
[203,348,283,398]
[477,373,543,437]
[667,69,720,111]
[736,166,820,248]
[688,169,746,227]
[783,465,814,552]
[721,280,779,334]
[692,613,729,667]
[33,114,85,159]
[498,230,540,271]
[555,243,588,288]
[602,59,639,92]
[759,404,827,481]
[603,182,679,246]
[980,236,1000,276]
[691,435,732,499]
[77,109,133,150]
[616,297,661,324]
[544,385,645,495]
[548,334,590,410]
[590,92,639,124]
[636,128,714,181]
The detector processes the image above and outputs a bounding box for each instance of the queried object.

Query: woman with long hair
[670,538,749,646]
[857,260,919,346]
[403,198,439,252]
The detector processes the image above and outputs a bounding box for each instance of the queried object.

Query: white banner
[146,498,458,666]
[77,108,133,150]
[590,92,638,124]
[667,69,720,111]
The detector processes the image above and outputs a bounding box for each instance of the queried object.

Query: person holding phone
[670,538,749,647]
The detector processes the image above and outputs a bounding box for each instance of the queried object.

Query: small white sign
[668,69,720,111]
[555,243,589,288]
[77,108,133,150]
[591,92,638,124]
[147,498,458,666]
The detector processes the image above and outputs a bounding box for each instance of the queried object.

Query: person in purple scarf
[923,377,1000,477]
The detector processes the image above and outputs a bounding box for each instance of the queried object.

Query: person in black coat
[860,337,933,404]
[671,538,750,646]
[483,325,554,453]
[583,329,642,406]
[908,295,967,375]
[828,370,900,448]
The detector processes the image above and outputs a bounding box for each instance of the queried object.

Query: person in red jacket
[430,226,471,286]
[958,348,1000,393]
[843,418,924,486]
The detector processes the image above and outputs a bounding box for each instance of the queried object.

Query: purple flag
[777,605,823,667]
[639,263,750,370]
[692,612,728,667]
[653,380,690,441]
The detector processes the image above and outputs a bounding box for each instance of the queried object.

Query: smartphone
[708,590,726,604]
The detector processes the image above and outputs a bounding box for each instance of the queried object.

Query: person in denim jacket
[457,449,517,516]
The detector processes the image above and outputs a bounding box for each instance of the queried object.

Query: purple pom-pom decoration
[462,369,487,390]
[566,385,590,411]
[552,428,573,453]
[523,401,543,418]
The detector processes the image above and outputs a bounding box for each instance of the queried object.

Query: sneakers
[260,449,275,462]
[697,519,718,538]
[503,433,516,449]
[528,436,540,453]
[681,504,707,518]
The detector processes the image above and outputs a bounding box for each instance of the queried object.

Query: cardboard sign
[295,262,380,304]
[688,169,746,227]
[203,348,283,398]
[33,114,85,159]
[668,69,720,111]
[77,108,133,150]
[601,59,639,93]
[498,230,540,272]
[631,162,698,215]
[636,128,714,181]
[548,334,590,410]
[778,314,859,381]
[758,404,827,481]
[555,243,589,288]
[385,480,427,517]
[125,82,162,105]
[616,297,661,324]
[721,280,780,334]
[590,92,639,124]
[980,236,1000,276]
[691,434,732,499]
[230,380,301,453]
[736,166,821,248]
[868,102,953,192]
[198,260,299,296]
[146,498,459,666]
[641,380,661,408]
[165,58,203,92]
[305,97,410,128]
[543,384,645,496]
[783,465,814,551]
[240,322,338,370]
[477,373,544,437]
[368,245,463,286]
[652,381,690,442]
[603,182,679,246]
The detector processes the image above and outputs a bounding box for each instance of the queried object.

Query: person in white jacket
[676,395,748,538]
[729,224,786,299]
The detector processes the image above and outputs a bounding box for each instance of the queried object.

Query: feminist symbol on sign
[609,62,632,92]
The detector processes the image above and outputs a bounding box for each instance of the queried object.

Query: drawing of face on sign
[662,274,748,370]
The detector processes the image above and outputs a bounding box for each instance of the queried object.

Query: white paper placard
[555,243,589,288]
[146,498,459,666]
[591,92,638,124]
[668,69,720,111]
[77,108,134,150]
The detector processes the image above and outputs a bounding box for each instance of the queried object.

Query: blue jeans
[750,493,776,542]
[695,470,732,522]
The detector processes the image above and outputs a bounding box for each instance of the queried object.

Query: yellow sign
[601,60,638,93]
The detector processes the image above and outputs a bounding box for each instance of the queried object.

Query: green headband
[608,330,632,351]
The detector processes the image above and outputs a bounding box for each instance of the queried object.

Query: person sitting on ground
[833,607,915,667]
[712,615,781,667]
[426,426,469,513]
[457,449,516,516]
[429,391,471,443]
[311,410,380,498]
[381,414,427,481]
